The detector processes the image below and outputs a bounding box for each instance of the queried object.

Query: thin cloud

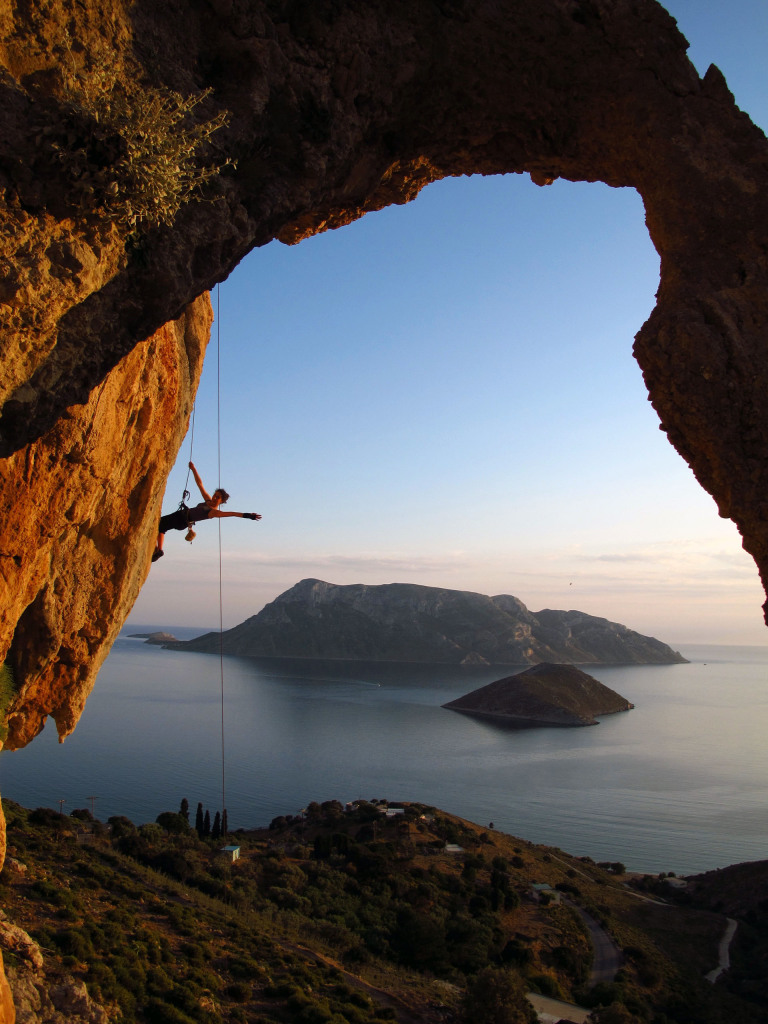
[219,550,477,575]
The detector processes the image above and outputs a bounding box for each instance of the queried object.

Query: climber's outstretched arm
[208,510,261,520]
[189,461,211,503]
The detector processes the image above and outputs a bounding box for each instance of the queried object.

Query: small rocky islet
[442,662,635,727]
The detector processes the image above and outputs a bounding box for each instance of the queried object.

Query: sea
[2,628,768,877]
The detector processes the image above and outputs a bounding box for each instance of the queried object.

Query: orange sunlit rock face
[0,298,210,752]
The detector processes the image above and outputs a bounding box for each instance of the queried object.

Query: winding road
[705,918,738,983]
[569,904,624,986]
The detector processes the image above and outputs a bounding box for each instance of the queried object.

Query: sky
[130,0,768,646]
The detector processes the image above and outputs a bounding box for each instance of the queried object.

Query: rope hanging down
[181,403,197,507]
[216,284,226,838]
[162,284,228,833]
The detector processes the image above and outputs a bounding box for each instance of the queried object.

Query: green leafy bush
[42,37,233,230]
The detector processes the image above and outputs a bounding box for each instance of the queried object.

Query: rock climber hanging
[152,461,261,562]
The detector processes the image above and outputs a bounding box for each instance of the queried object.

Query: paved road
[705,918,738,983]
[569,904,624,986]
[526,992,590,1023]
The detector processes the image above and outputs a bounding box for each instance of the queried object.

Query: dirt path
[286,941,452,1024]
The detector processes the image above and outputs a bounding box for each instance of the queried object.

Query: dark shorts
[158,509,190,534]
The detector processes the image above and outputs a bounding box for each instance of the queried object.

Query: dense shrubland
[1,798,764,1024]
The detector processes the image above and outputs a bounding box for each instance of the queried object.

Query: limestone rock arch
[1,0,768,755]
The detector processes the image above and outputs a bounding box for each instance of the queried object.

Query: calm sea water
[2,629,767,876]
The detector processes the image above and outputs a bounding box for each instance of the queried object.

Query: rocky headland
[442,662,635,727]
[174,578,687,666]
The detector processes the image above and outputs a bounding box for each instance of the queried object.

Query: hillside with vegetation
[1,798,765,1024]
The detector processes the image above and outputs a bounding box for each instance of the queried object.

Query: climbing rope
[181,402,197,506]
[176,285,227,835]
[216,283,227,838]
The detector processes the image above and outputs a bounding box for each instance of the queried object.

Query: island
[171,579,688,666]
[128,631,179,645]
[442,663,634,727]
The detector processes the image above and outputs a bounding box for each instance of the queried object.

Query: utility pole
[86,795,98,818]
[58,798,66,815]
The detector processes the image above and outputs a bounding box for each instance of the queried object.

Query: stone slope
[178,578,686,665]
[442,662,634,726]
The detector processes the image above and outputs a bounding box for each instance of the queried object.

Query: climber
[152,461,261,561]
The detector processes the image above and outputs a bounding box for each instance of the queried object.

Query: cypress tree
[195,802,204,837]
[203,809,211,837]
[180,798,189,822]
[212,811,221,840]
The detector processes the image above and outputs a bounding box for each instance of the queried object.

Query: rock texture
[0,296,210,753]
[443,663,634,726]
[0,914,108,1024]
[177,578,687,665]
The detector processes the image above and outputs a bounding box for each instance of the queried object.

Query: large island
[173,579,687,666]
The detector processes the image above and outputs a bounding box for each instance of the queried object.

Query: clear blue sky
[130,0,768,646]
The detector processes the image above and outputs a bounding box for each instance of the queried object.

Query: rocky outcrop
[0,914,108,1024]
[0,0,766,842]
[177,578,687,665]
[7,972,108,1024]
[0,296,210,753]
[128,632,179,645]
[443,663,634,726]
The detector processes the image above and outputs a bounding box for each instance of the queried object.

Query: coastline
[3,634,768,875]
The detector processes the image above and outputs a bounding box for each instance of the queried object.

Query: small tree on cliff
[212,811,221,840]
[195,802,204,837]
[179,798,189,822]
[55,33,234,230]
[203,809,211,837]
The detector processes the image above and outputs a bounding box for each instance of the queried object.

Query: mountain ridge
[175,579,687,666]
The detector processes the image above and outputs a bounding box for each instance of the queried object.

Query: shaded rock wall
[0,2,766,756]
